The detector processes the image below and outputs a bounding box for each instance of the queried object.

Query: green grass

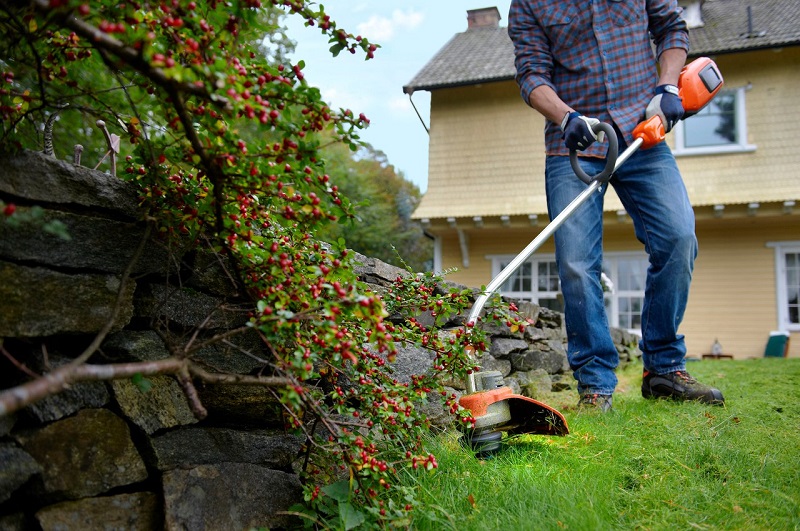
[400,359,800,530]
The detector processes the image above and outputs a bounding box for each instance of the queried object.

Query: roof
[689,0,800,54]
[402,26,515,94]
[403,0,800,94]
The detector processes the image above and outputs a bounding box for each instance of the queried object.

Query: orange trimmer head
[458,371,568,456]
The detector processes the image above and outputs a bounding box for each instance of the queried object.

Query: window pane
[617,258,647,291]
[618,297,643,330]
[538,261,559,292]
[786,252,800,324]
[684,91,736,147]
[501,261,531,292]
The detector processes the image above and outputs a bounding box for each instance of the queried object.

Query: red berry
[3,203,16,216]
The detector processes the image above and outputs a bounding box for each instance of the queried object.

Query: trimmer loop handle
[569,121,618,185]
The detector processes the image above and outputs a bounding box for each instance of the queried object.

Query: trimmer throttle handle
[569,121,618,184]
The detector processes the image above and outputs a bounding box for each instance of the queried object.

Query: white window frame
[488,251,648,334]
[768,241,800,332]
[672,85,756,157]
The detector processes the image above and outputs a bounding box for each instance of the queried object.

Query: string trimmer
[459,57,725,456]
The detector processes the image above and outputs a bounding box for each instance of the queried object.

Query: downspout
[407,93,430,136]
[447,217,469,268]
[458,229,469,268]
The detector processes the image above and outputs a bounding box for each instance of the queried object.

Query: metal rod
[408,94,430,135]
[466,137,643,326]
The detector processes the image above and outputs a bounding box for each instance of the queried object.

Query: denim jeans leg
[610,142,697,375]
[545,155,619,395]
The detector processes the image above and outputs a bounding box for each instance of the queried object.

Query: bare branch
[176,365,207,420]
[188,365,292,387]
[0,357,184,417]
[0,356,293,418]
[0,343,39,379]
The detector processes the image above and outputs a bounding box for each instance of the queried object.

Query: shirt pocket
[538,4,581,51]
[608,0,643,27]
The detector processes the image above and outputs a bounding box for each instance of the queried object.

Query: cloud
[356,9,424,42]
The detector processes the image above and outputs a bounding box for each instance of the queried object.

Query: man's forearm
[657,48,687,87]
[528,85,573,125]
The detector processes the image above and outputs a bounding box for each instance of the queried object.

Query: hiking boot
[578,393,613,412]
[642,370,724,405]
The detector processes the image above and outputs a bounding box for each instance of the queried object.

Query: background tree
[319,140,432,271]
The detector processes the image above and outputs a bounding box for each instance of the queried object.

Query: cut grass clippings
[400,358,800,530]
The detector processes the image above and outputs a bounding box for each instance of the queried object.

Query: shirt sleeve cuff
[518,76,556,108]
[656,33,690,59]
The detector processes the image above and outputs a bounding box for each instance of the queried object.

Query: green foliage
[0,1,497,527]
[401,359,800,530]
[317,141,432,271]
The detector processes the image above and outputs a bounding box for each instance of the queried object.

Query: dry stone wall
[0,150,640,529]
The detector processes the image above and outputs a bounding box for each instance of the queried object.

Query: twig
[0,343,39,379]
[0,357,293,418]
[176,365,207,419]
[0,357,184,417]
[187,365,292,387]
[26,0,229,110]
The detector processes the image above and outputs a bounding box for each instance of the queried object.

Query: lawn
[401,358,800,530]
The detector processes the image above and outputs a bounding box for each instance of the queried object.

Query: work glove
[561,111,605,151]
[645,84,684,133]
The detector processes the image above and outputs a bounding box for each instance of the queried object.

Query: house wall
[686,214,800,359]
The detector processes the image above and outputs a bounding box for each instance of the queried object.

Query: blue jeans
[545,142,697,395]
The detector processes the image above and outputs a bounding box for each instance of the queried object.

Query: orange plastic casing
[634,57,724,149]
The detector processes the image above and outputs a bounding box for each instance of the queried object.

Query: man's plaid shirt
[508,0,689,158]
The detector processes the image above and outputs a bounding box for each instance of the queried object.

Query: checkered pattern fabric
[508,0,689,157]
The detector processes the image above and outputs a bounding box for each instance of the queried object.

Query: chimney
[467,7,501,29]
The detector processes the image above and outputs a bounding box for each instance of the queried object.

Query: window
[491,252,648,332]
[673,86,756,156]
[496,258,563,313]
[602,255,649,331]
[770,242,800,332]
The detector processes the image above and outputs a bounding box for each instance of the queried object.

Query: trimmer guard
[504,394,569,436]
[459,386,568,437]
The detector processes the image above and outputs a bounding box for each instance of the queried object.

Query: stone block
[0,262,134,337]
[35,492,160,531]
[0,150,139,218]
[162,463,302,530]
[15,409,147,499]
[0,206,169,275]
[0,444,40,504]
[149,427,302,471]
[111,376,198,435]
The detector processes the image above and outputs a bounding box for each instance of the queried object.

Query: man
[508,0,724,411]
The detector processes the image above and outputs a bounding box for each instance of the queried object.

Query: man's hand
[561,112,605,151]
[646,84,684,133]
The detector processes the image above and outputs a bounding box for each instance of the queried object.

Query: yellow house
[404,1,800,358]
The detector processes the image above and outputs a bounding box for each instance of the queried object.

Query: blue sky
[285,2,513,193]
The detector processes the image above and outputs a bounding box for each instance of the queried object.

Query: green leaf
[131,373,152,393]
[321,480,350,502]
[329,43,345,57]
[339,502,365,530]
